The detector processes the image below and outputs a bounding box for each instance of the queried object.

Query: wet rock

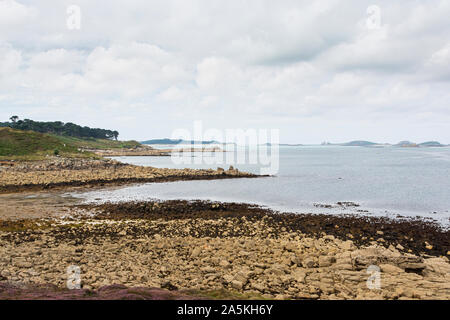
[1,199,449,301]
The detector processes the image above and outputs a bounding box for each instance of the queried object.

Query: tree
[2,117,119,140]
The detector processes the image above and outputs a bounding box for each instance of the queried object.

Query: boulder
[231,280,244,290]
[302,257,317,268]
[318,256,336,268]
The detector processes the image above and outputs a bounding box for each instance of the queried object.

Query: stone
[14,260,32,269]
[191,247,202,258]
[219,260,229,268]
[302,257,316,268]
[341,240,355,250]
[291,270,306,283]
[290,255,302,266]
[396,256,426,271]
[380,264,403,274]
[231,280,244,290]
[318,256,336,268]
[223,275,234,284]
[319,283,335,294]
[251,282,265,292]
[201,266,215,273]
[1,190,449,301]
[423,257,450,275]
[234,271,250,283]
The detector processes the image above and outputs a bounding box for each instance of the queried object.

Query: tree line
[0,116,119,140]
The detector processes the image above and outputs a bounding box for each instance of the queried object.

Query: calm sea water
[72,146,450,226]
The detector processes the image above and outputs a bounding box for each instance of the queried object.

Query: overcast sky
[1,0,450,143]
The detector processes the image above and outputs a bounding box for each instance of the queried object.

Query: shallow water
[71,146,450,226]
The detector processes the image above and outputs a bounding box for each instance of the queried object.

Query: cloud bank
[1,0,450,143]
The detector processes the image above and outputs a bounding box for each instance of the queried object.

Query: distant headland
[321,140,448,147]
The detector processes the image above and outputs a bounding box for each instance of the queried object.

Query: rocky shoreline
[0,158,257,193]
[0,200,448,300]
[82,145,223,157]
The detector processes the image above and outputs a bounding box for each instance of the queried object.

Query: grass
[0,219,52,232]
[52,134,141,150]
[0,127,141,160]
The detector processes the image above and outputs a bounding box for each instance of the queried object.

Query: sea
[70,145,450,227]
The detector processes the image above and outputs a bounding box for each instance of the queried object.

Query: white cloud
[28,49,84,72]
[157,86,186,101]
[1,0,450,143]
[0,0,37,27]
[0,43,21,74]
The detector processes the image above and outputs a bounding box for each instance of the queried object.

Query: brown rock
[231,280,244,290]
[318,256,336,268]
[302,257,317,268]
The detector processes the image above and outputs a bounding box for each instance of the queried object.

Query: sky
[1,0,450,144]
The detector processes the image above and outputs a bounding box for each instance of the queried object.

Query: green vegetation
[53,134,140,150]
[0,127,84,160]
[1,116,119,140]
[0,219,52,233]
[0,127,141,160]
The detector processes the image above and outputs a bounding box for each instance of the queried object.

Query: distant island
[341,141,378,147]
[260,143,304,147]
[321,140,447,148]
[418,141,445,147]
[142,138,448,147]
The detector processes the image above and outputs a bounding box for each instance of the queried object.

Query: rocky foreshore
[0,200,448,300]
[85,146,223,157]
[82,146,170,157]
[0,158,256,193]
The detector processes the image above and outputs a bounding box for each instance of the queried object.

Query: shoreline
[0,174,264,194]
[0,200,449,300]
[0,158,259,194]
[81,145,225,157]
[73,200,450,257]
[0,158,448,300]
